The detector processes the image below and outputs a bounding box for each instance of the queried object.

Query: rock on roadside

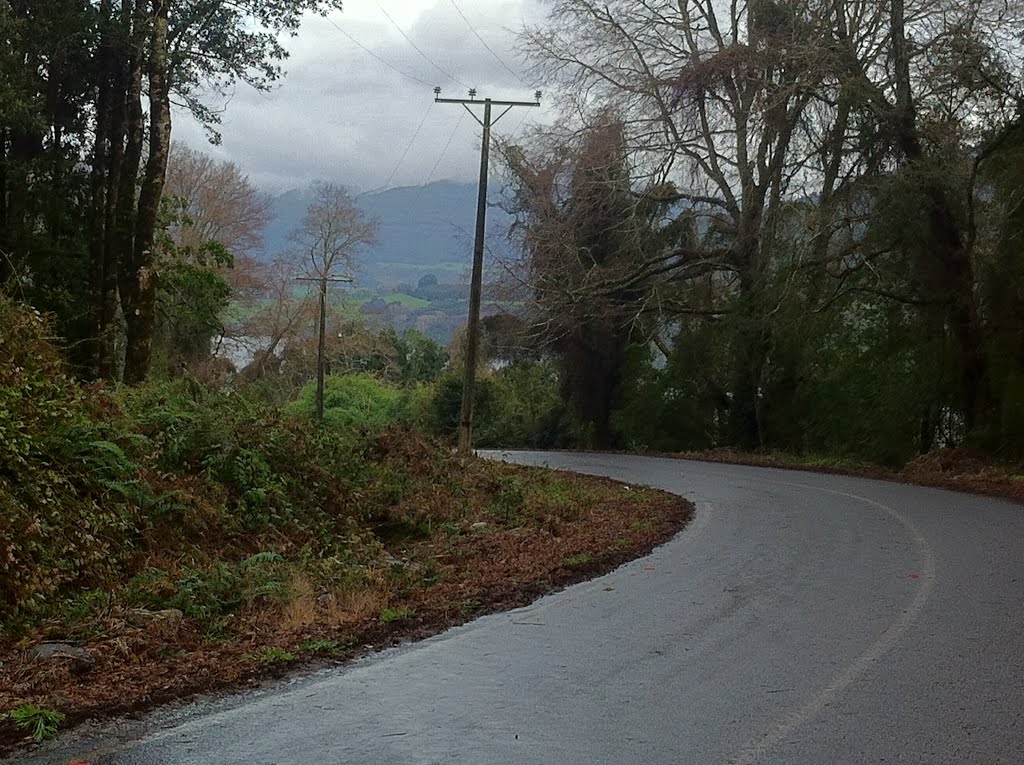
[125,608,184,628]
[28,643,94,673]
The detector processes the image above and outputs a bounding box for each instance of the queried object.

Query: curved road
[11,454,1024,764]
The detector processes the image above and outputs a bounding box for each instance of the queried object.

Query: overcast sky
[174,0,552,194]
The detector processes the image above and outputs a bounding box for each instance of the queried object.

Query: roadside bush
[417,362,570,448]
[479,362,569,448]
[0,303,136,617]
[284,373,403,430]
[418,369,496,442]
[0,298,462,634]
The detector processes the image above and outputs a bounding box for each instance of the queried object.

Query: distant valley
[255,180,520,346]
[260,180,517,289]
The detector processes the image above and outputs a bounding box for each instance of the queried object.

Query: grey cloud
[175,1,550,194]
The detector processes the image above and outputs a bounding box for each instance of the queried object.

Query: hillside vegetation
[0,298,690,752]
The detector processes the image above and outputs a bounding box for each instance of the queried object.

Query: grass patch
[563,553,592,566]
[298,639,341,654]
[250,647,295,664]
[1,705,64,742]
[381,293,430,309]
[379,606,416,624]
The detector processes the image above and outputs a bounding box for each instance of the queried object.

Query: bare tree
[291,182,377,280]
[231,256,317,383]
[520,0,852,446]
[289,182,377,421]
[165,143,270,258]
[518,0,1024,445]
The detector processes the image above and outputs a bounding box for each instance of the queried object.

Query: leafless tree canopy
[507,0,1024,445]
[165,143,271,259]
[289,182,379,280]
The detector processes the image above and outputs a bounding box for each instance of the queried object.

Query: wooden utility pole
[296,274,353,423]
[434,87,541,454]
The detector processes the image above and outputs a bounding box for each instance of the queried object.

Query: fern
[1,704,65,742]
[242,551,284,567]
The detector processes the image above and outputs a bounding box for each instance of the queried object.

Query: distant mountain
[260,180,516,288]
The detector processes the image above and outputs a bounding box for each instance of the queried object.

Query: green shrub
[285,373,402,430]
[0,302,137,617]
[479,362,568,448]
[299,639,341,654]
[418,369,495,440]
[1,704,65,742]
[379,606,415,623]
[250,647,295,663]
[0,297,583,641]
[0,304,446,634]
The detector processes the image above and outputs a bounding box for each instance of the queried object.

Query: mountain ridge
[260,179,516,287]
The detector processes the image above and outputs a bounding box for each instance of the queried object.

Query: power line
[382,101,433,189]
[401,110,468,220]
[504,109,532,142]
[420,110,466,190]
[376,2,471,91]
[448,0,531,87]
[357,101,434,199]
[327,17,435,88]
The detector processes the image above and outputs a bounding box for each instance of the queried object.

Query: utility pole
[434,87,541,455]
[296,274,353,423]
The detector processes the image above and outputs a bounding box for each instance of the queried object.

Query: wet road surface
[9,453,1024,764]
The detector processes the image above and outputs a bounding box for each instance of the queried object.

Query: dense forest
[1,0,1023,467]
[496,0,1024,463]
[0,0,351,378]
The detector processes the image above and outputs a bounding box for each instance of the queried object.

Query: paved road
[10,454,1024,765]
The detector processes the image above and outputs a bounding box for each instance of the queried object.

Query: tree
[390,328,448,383]
[135,147,270,376]
[290,182,377,422]
[504,117,667,447]
[87,0,347,383]
[519,0,1024,451]
[0,1,96,366]
[151,195,234,375]
[520,0,849,447]
[232,257,316,384]
[164,143,270,259]
[291,182,377,281]
[861,0,1016,436]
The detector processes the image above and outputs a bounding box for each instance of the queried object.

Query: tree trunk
[121,0,169,384]
[889,0,994,437]
[0,128,9,284]
[89,0,116,378]
[730,261,769,450]
[98,29,131,380]
[925,189,993,434]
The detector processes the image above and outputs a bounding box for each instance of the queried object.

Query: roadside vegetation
[0,298,690,752]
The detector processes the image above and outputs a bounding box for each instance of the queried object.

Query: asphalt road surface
[10,453,1024,765]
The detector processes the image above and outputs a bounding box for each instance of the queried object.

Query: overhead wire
[376,1,471,91]
[448,0,532,87]
[361,100,434,197]
[326,16,435,88]
[401,109,468,220]
[324,15,468,197]
[504,110,532,143]
[420,110,466,191]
